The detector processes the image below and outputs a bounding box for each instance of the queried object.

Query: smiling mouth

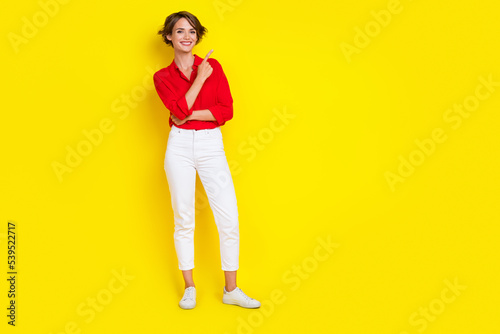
[180,42,192,46]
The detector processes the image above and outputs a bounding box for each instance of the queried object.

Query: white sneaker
[179,286,196,309]
[223,287,261,308]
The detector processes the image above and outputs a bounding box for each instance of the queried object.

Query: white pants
[164,125,239,271]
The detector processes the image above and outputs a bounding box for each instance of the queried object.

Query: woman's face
[167,18,198,52]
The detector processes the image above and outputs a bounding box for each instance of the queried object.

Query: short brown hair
[157,11,207,47]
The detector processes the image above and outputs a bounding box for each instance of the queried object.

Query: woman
[153,11,260,310]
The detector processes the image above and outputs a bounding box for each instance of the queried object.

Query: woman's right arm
[153,74,192,120]
[153,51,213,120]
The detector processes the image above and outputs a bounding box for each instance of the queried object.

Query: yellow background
[1,0,499,333]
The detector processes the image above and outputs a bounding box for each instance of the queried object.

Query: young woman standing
[154,11,260,310]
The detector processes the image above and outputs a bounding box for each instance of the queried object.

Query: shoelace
[235,288,252,301]
[182,287,195,301]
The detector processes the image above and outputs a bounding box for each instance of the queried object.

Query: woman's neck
[174,52,195,70]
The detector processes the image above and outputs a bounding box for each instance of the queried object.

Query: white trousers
[164,125,239,271]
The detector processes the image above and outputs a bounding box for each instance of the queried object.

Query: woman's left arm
[186,60,233,125]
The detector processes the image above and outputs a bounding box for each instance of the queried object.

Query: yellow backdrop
[1,0,499,333]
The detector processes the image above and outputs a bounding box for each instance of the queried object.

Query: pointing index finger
[203,49,214,62]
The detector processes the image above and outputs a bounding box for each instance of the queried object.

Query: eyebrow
[175,28,196,31]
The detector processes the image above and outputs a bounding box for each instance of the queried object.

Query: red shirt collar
[170,54,203,72]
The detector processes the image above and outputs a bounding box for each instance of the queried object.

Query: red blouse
[153,54,234,130]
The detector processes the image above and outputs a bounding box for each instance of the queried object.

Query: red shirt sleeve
[207,60,233,126]
[153,72,193,120]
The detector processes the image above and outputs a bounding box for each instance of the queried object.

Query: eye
[190,31,196,34]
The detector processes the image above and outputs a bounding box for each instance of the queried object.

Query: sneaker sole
[179,303,196,310]
[222,300,260,309]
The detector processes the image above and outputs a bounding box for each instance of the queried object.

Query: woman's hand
[195,49,214,83]
[171,113,190,126]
